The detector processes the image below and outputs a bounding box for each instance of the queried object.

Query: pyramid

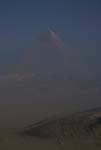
[17,29,65,77]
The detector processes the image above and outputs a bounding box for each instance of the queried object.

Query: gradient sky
[0,0,100,46]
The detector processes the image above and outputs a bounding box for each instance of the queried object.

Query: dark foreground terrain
[1,107,100,150]
[0,133,101,150]
[20,107,101,138]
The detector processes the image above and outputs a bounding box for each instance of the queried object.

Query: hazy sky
[0,0,100,45]
[0,0,100,74]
